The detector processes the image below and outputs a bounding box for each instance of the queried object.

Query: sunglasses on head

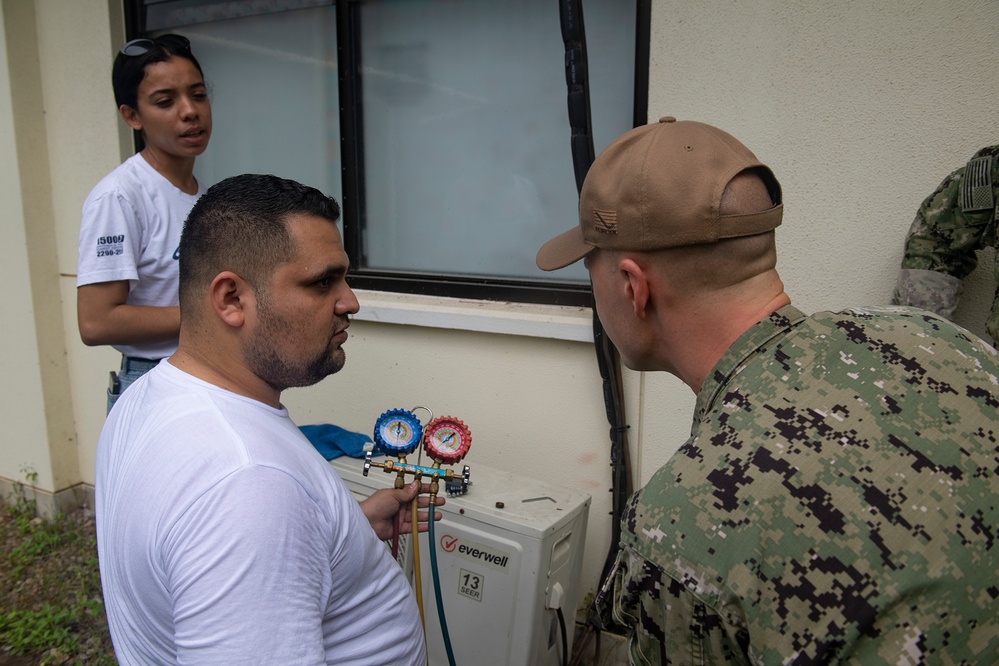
[118,34,191,57]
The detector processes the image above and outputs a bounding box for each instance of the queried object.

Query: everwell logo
[440,535,511,572]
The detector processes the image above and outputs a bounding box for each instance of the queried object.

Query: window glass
[137,0,640,300]
[166,6,342,206]
[358,0,633,283]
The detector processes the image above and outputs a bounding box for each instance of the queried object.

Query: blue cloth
[299,423,381,460]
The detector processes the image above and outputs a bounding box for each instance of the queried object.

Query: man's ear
[209,271,251,328]
[618,258,650,320]
[119,104,142,132]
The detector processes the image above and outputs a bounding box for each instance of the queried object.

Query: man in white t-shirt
[95,174,432,665]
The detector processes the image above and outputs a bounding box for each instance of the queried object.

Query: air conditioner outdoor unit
[330,456,591,666]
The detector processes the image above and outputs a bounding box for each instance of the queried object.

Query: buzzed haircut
[178,174,342,315]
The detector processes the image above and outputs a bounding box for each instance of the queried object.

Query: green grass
[0,490,115,665]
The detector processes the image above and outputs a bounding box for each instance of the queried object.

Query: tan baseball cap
[536,117,783,271]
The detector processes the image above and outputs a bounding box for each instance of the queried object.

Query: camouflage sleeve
[891,267,963,318]
[896,164,991,279]
[893,148,997,328]
[607,492,750,665]
[609,548,749,666]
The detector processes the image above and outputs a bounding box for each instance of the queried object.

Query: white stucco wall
[0,5,53,489]
[646,0,998,331]
[1,0,995,601]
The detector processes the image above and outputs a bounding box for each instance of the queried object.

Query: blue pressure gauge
[373,408,423,455]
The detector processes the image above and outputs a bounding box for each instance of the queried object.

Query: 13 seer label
[458,568,483,602]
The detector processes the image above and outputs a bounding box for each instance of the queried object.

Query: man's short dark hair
[178,174,342,313]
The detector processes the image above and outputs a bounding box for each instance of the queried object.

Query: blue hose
[427,506,457,666]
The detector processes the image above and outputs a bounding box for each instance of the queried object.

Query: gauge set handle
[363,454,470,483]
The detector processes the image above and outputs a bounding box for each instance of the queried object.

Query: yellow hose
[412,494,425,631]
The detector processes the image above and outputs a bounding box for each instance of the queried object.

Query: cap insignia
[593,209,618,234]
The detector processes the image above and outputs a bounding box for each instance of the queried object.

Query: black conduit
[558,1,633,661]
[560,0,595,193]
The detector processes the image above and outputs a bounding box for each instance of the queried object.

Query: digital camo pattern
[893,268,962,321]
[892,145,998,344]
[609,305,999,665]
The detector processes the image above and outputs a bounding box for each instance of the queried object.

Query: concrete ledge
[353,289,596,343]
[0,477,94,519]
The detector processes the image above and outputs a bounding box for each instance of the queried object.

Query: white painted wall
[1,0,995,603]
[645,0,998,333]
[0,4,53,489]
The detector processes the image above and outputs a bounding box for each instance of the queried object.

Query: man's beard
[245,300,347,392]
[249,341,344,393]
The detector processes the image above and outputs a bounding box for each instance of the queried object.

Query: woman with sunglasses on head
[77,34,211,413]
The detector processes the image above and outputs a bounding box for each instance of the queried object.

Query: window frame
[124,0,651,308]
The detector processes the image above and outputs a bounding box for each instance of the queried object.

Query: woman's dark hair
[111,34,203,110]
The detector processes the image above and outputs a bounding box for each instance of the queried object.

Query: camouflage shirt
[609,304,999,665]
[892,145,998,344]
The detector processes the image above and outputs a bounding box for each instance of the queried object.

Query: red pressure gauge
[423,416,472,464]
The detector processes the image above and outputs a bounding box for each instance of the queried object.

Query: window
[128,0,649,306]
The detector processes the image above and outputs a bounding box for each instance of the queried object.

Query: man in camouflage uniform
[892,145,998,346]
[537,117,999,664]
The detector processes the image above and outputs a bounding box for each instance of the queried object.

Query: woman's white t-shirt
[77,153,206,359]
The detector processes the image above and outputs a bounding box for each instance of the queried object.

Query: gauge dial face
[373,409,423,454]
[424,416,471,464]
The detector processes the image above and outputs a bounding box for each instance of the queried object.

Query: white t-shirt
[95,361,426,665]
[77,154,206,359]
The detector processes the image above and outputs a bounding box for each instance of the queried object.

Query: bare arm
[77,280,180,347]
